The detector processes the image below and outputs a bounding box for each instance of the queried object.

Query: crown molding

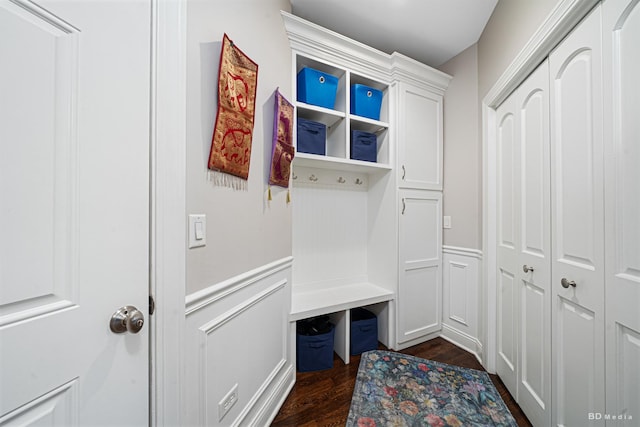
[281,10,451,90]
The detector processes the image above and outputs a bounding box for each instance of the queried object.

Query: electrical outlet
[218,383,238,421]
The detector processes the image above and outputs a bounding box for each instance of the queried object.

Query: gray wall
[439,0,562,251]
[186,0,293,294]
[478,0,560,99]
[439,44,481,250]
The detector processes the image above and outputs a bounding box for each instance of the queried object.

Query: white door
[495,60,551,427]
[603,0,640,423]
[397,190,442,345]
[495,88,519,399]
[397,83,444,191]
[515,60,551,427]
[550,5,605,426]
[0,0,150,425]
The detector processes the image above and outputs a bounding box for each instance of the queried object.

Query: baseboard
[441,324,483,367]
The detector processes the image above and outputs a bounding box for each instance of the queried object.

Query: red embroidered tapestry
[208,34,258,180]
[269,89,295,187]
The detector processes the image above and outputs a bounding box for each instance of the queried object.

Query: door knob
[110,305,145,334]
[561,278,577,289]
[523,265,534,273]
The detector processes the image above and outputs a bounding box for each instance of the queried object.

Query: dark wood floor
[272,337,532,427]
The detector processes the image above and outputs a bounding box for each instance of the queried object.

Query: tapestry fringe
[208,170,248,191]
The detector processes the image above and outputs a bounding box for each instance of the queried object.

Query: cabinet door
[397,190,442,344]
[397,83,443,190]
[603,0,640,422]
[550,5,605,426]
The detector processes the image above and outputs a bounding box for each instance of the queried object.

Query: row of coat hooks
[291,167,368,189]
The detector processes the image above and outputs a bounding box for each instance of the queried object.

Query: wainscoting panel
[441,246,482,363]
[184,258,294,427]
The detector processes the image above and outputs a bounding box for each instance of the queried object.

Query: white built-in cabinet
[282,11,450,361]
[397,190,443,344]
[495,1,640,425]
[397,83,444,191]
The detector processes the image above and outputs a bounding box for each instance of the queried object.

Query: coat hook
[292,173,297,180]
[355,178,363,185]
[309,174,318,182]
[338,177,346,184]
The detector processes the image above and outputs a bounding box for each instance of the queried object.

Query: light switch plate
[188,214,206,248]
[443,215,451,229]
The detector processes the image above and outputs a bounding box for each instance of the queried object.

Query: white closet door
[495,61,551,426]
[495,91,520,399]
[603,0,640,423]
[516,61,551,427]
[550,5,605,426]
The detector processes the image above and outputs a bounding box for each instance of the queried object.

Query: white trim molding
[482,0,598,373]
[442,245,483,259]
[150,0,187,425]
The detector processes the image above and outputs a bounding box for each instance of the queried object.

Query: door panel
[0,0,150,424]
[398,190,442,343]
[398,84,443,190]
[495,93,519,398]
[550,5,604,425]
[517,61,551,427]
[495,59,551,425]
[603,0,640,423]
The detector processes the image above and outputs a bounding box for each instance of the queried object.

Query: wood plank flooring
[271,337,532,427]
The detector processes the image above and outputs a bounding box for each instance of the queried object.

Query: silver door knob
[523,265,534,273]
[110,305,145,334]
[561,278,577,289]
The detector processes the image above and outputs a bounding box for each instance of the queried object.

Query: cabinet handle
[561,278,577,288]
[402,165,406,180]
[402,198,406,215]
[523,265,534,273]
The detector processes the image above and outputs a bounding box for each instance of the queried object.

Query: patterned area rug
[346,350,517,427]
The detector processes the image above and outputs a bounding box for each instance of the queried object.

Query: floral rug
[346,350,517,427]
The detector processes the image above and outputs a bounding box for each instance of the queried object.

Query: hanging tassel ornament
[286,189,291,204]
[268,186,272,201]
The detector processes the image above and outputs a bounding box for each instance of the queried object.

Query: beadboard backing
[292,168,370,289]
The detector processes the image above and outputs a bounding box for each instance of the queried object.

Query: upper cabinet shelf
[292,54,391,172]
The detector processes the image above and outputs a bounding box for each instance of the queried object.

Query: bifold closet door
[603,0,640,422]
[550,4,605,426]
[495,60,551,427]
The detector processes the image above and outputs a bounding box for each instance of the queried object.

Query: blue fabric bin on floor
[351,130,377,162]
[297,67,339,109]
[350,84,382,120]
[350,308,378,355]
[297,118,326,155]
[297,318,335,372]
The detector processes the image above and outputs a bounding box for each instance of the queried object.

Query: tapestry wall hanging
[269,89,295,198]
[208,33,258,181]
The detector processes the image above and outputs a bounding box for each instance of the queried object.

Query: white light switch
[443,216,451,229]
[189,214,206,248]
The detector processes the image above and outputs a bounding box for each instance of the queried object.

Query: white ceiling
[289,0,498,68]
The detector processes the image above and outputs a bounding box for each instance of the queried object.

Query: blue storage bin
[297,67,339,109]
[351,308,378,355]
[297,321,335,372]
[350,84,383,120]
[297,118,326,155]
[351,130,377,162]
